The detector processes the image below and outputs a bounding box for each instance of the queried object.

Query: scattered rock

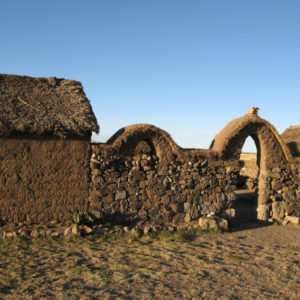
[71,224,80,235]
[199,216,228,231]
[207,218,218,229]
[94,227,109,234]
[123,226,130,233]
[215,216,228,231]
[5,231,17,238]
[199,217,209,230]
[30,229,40,238]
[221,208,236,220]
[64,227,71,236]
[81,225,93,235]
[143,226,151,234]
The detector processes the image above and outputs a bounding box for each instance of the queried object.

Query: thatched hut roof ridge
[0,74,99,138]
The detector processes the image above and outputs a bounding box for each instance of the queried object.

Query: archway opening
[134,139,156,156]
[233,136,259,222]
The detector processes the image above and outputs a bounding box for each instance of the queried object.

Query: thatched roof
[0,74,99,138]
[281,126,300,157]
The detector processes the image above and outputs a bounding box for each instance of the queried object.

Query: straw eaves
[0,74,99,138]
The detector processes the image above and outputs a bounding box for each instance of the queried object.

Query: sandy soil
[0,222,299,299]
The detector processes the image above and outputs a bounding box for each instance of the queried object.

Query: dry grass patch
[0,224,299,299]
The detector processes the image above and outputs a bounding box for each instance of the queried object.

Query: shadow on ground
[228,220,272,233]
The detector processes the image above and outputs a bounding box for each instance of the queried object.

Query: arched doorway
[210,113,291,221]
[234,136,259,221]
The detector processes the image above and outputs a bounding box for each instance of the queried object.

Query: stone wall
[88,120,300,228]
[266,166,300,219]
[238,155,300,219]
[89,141,243,228]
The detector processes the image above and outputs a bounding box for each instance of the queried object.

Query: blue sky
[1,1,299,152]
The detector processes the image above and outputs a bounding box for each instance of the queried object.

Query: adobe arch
[105,124,182,165]
[210,114,292,169]
[211,112,293,221]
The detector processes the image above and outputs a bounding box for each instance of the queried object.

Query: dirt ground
[0,222,299,300]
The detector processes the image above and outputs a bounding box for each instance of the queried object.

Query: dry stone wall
[88,118,300,228]
[89,143,241,228]
[266,166,300,219]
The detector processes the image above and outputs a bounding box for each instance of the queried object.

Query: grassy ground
[0,223,299,299]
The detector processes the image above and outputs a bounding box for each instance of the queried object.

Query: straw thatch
[0,74,99,138]
[281,126,300,157]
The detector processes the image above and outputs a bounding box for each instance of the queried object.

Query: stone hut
[0,74,99,224]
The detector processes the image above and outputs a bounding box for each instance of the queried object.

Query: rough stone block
[184,202,192,212]
[164,210,174,222]
[71,224,80,235]
[89,210,103,221]
[198,217,208,230]
[215,216,228,231]
[171,203,182,213]
[190,206,200,219]
[143,199,152,210]
[285,215,300,224]
[184,213,191,223]
[207,217,218,228]
[103,195,113,203]
[161,195,170,206]
[201,206,210,216]
[115,190,126,201]
[138,209,148,218]
[221,208,236,219]
[199,216,217,229]
[271,201,285,220]
[172,213,185,224]
[257,204,269,221]
[272,181,282,190]
[195,183,205,190]
[90,190,102,198]
[215,201,225,211]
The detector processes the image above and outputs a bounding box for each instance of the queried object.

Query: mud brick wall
[0,136,91,224]
[89,143,240,227]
